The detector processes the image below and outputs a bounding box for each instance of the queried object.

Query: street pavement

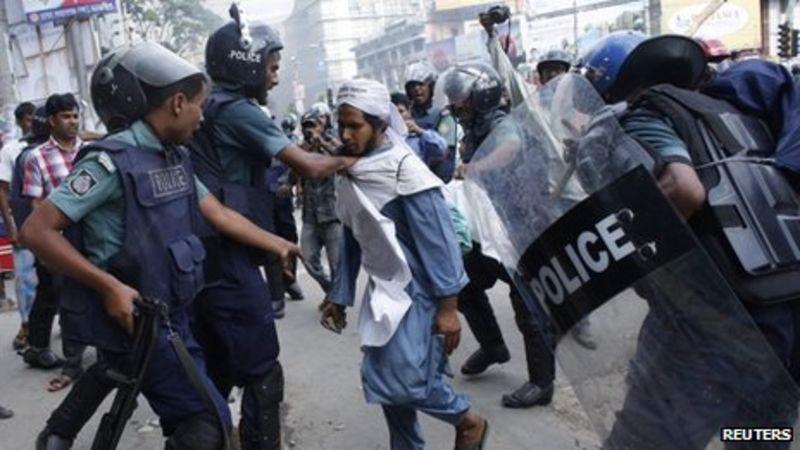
[0,261,601,449]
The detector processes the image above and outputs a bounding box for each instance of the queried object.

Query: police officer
[581,33,800,449]
[443,63,558,408]
[404,60,459,182]
[195,10,354,449]
[26,41,301,450]
[280,113,299,143]
[536,49,572,85]
[307,102,335,137]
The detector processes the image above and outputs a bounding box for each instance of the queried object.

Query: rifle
[91,297,163,450]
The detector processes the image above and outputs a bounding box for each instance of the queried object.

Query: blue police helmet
[581,30,646,98]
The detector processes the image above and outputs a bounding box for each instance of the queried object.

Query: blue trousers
[192,248,281,442]
[102,311,231,435]
[361,290,470,450]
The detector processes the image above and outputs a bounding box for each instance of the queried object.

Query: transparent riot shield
[463,73,800,449]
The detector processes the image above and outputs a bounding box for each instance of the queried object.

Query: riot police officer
[404,60,459,182]
[443,62,558,408]
[581,32,800,449]
[536,49,572,85]
[195,9,354,449]
[26,41,301,449]
[280,113,299,143]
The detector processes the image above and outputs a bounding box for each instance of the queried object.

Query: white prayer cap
[336,78,408,138]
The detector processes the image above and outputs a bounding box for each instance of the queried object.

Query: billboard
[22,0,117,24]
[660,0,762,50]
[434,0,497,11]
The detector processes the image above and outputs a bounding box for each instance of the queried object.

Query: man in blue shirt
[321,78,488,450]
[404,61,458,182]
[391,92,448,171]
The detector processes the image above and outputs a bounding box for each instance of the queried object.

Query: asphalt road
[0,262,601,449]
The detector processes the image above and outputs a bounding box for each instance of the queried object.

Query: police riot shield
[463,73,800,449]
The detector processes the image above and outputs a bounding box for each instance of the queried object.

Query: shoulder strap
[634,86,712,166]
[74,139,133,164]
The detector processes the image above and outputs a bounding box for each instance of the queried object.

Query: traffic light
[778,22,791,59]
[793,28,800,57]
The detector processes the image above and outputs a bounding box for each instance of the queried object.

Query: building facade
[281,0,422,110]
[353,20,426,92]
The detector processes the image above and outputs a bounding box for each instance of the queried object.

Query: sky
[204,0,296,24]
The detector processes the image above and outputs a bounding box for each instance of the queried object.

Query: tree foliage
[123,0,223,56]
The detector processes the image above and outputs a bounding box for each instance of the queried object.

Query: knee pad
[165,413,225,450]
[240,363,284,450]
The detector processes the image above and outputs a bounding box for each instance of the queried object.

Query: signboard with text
[660,0,762,51]
[22,0,117,24]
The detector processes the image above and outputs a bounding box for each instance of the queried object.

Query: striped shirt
[22,136,84,199]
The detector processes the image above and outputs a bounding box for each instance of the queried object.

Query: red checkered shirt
[22,136,84,199]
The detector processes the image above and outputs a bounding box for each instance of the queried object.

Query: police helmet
[537,49,572,73]
[281,113,298,132]
[91,42,203,131]
[205,4,283,93]
[442,63,503,113]
[404,61,438,95]
[25,106,49,143]
[581,30,646,99]
[612,35,707,101]
[300,111,318,127]
[308,102,331,117]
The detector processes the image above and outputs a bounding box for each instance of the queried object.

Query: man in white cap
[320,79,489,450]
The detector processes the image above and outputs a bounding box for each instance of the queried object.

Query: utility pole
[0,1,19,132]
[67,19,90,129]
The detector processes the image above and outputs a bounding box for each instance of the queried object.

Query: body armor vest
[61,139,205,352]
[634,84,800,304]
[189,88,275,280]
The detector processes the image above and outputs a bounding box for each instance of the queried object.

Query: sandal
[47,374,73,392]
[456,417,489,450]
[12,325,28,351]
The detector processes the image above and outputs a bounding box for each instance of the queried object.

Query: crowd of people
[0,3,798,450]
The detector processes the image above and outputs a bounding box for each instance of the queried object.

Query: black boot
[272,300,285,319]
[285,282,304,301]
[460,345,510,375]
[501,382,554,408]
[35,429,73,450]
[22,347,64,370]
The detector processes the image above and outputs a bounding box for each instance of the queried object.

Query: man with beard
[320,78,488,449]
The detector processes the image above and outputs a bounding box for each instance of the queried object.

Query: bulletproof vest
[635,84,800,304]
[61,139,205,352]
[412,104,442,130]
[463,109,507,163]
[411,104,458,181]
[9,144,37,230]
[188,88,275,279]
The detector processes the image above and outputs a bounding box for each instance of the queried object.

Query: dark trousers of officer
[604,253,800,450]
[44,312,231,448]
[193,243,283,450]
[27,262,86,378]
[264,197,298,301]
[458,244,555,387]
